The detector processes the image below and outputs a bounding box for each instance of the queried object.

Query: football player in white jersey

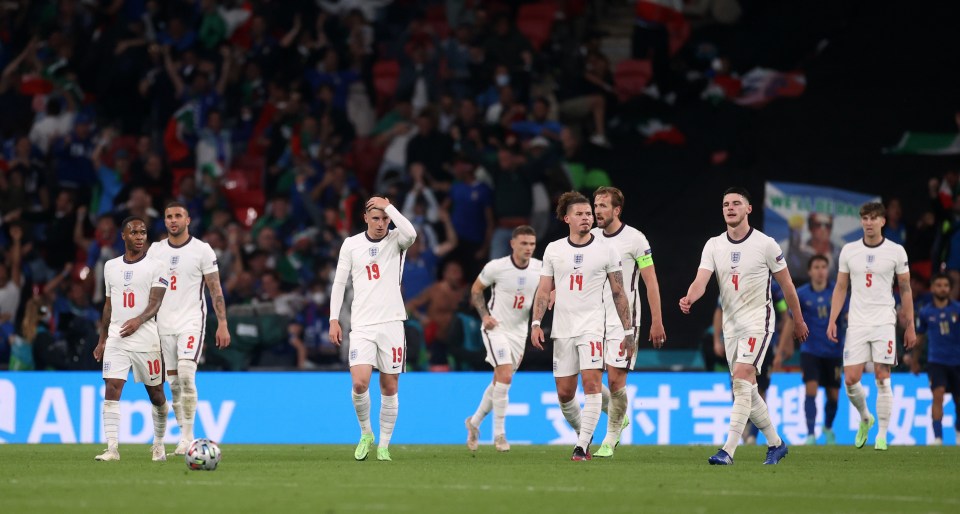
[147,202,230,455]
[465,225,541,452]
[827,202,915,450]
[680,187,808,465]
[330,196,416,462]
[591,186,666,457]
[92,217,170,462]
[531,191,633,461]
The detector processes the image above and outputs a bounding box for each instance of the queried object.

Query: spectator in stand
[406,107,454,187]
[5,136,49,213]
[482,14,532,101]
[489,147,535,260]
[399,43,441,115]
[442,23,475,100]
[252,195,299,244]
[883,197,907,246]
[21,189,79,278]
[445,155,494,280]
[0,226,24,332]
[74,209,123,305]
[405,260,468,370]
[402,207,459,302]
[52,112,97,194]
[90,133,129,217]
[511,97,563,141]
[196,109,233,183]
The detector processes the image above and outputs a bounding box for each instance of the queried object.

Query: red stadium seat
[372,60,400,113]
[351,136,385,192]
[614,59,653,102]
[517,3,555,51]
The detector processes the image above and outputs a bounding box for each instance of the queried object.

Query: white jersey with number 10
[541,235,621,339]
[699,228,785,340]
[104,253,167,352]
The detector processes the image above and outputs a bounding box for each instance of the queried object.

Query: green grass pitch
[2,444,958,513]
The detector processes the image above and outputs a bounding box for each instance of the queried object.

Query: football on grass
[185,438,222,471]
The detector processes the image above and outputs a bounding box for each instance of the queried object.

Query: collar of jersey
[861,237,885,249]
[726,227,753,244]
[123,252,149,265]
[167,235,193,249]
[567,234,595,248]
[510,255,529,270]
[365,231,388,243]
[601,222,626,238]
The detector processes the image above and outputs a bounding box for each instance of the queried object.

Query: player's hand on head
[365,196,390,211]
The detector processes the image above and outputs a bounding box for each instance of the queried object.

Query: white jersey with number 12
[478,256,542,337]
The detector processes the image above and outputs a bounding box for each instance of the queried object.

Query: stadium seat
[372,60,400,113]
[516,3,555,51]
[350,136,385,192]
[614,59,653,102]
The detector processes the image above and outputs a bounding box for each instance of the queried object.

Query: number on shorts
[747,337,757,353]
[732,274,739,291]
[392,347,404,363]
[186,335,195,349]
[366,264,381,280]
[887,341,894,354]
[513,295,525,309]
[590,341,602,357]
[569,274,583,291]
[123,291,135,308]
[171,275,177,290]
[147,359,161,375]
[866,273,873,287]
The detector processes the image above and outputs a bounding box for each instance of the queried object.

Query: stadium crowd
[0,0,949,374]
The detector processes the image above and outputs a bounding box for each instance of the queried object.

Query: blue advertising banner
[0,372,953,446]
[764,181,880,282]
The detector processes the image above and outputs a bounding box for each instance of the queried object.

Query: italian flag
[884,132,960,155]
[163,103,198,163]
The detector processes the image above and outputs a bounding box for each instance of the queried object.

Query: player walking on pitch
[591,187,665,457]
[93,217,170,462]
[828,202,915,450]
[330,196,416,461]
[465,226,542,452]
[531,191,634,461]
[680,187,808,465]
[913,273,960,445]
[147,202,231,455]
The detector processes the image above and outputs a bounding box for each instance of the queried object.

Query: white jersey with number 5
[478,256,543,337]
[541,235,621,339]
[699,228,785,339]
[332,204,417,327]
[147,237,218,335]
[592,225,652,331]
[838,238,908,327]
[104,253,167,352]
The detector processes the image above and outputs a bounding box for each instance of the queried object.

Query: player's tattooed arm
[608,271,632,331]
[204,271,228,323]
[470,279,490,317]
[138,286,167,324]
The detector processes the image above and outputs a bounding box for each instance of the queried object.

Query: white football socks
[846,381,871,420]
[577,393,602,449]
[876,378,893,440]
[379,394,398,448]
[560,398,582,434]
[749,384,782,447]
[492,382,510,436]
[152,402,169,445]
[102,400,120,450]
[352,390,373,435]
[723,379,753,457]
[471,383,494,428]
[169,374,184,428]
[601,388,628,446]
[178,360,198,443]
[601,384,610,414]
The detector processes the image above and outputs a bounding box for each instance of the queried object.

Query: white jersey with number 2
[147,237,218,335]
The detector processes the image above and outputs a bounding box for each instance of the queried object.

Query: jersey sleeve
[200,242,219,275]
[838,245,850,274]
[698,239,715,272]
[895,245,909,275]
[329,239,352,321]
[152,260,169,289]
[605,243,623,273]
[765,236,787,273]
[540,245,554,277]
[103,261,112,298]
[478,261,497,287]
[635,232,653,269]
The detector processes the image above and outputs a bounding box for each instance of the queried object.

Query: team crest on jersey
[170,255,179,267]
[731,252,741,264]
[518,276,526,287]
[574,254,583,265]
[369,247,379,257]
[123,270,133,282]
[867,254,875,264]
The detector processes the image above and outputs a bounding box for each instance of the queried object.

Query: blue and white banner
[0,372,953,445]
[764,182,880,282]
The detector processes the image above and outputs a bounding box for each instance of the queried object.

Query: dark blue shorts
[928,362,960,395]
[801,352,843,389]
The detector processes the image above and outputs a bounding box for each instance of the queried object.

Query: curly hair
[556,191,591,220]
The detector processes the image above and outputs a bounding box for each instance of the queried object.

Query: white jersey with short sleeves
[147,236,218,335]
[541,235,622,339]
[592,224,652,330]
[332,205,417,327]
[478,256,542,337]
[699,228,785,339]
[838,238,908,327]
[104,254,166,352]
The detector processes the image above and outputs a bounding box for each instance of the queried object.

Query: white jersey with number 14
[541,235,621,339]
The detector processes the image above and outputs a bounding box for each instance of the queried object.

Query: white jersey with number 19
[699,228,785,340]
[104,253,167,352]
[839,238,908,328]
[331,204,417,327]
[541,235,621,339]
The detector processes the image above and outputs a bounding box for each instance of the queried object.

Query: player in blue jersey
[777,255,847,444]
[913,273,960,445]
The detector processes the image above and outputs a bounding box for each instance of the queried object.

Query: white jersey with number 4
[839,238,908,328]
[541,235,621,339]
[699,228,785,339]
[332,205,417,327]
[147,236,218,335]
[104,254,167,352]
[478,256,543,337]
[592,225,652,332]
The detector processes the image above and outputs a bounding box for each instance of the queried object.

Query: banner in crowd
[764,181,880,282]
[0,372,953,446]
